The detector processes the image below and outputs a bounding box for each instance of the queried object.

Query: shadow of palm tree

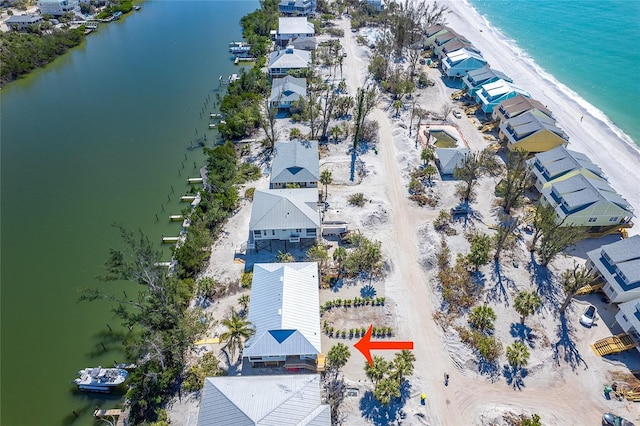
[552,314,588,371]
[486,260,513,305]
[509,323,535,348]
[478,359,501,382]
[359,381,411,426]
[361,284,377,298]
[502,364,527,390]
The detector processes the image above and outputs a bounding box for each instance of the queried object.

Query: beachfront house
[499,109,569,153]
[6,14,44,31]
[475,79,530,114]
[431,30,470,57]
[437,39,481,59]
[441,48,487,78]
[244,262,323,371]
[37,0,78,16]
[268,46,311,78]
[527,146,606,192]
[270,139,319,188]
[423,24,451,48]
[586,236,640,303]
[248,188,320,249]
[614,298,640,354]
[492,94,554,123]
[462,66,512,97]
[278,0,316,15]
[539,173,634,231]
[435,147,470,176]
[270,76,307,111]
[275,17,315,47]
[198,375,330,425]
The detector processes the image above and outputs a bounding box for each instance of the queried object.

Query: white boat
[73,367,128,392]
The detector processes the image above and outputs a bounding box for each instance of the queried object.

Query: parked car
[602,412,635,426]
[453,110,462,119]
[579,304,597,327]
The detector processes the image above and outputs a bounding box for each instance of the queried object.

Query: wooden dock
[94,407,130,426]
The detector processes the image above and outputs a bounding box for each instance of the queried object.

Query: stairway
[591,333,638,356]
[574,281,604,296]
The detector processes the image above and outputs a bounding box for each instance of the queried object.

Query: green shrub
[348,193,367,207]
[244,187,255,200]
[241,271,253,288]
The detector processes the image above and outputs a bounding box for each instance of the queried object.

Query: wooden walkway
[94,407,130,426]
[591,333,637,356]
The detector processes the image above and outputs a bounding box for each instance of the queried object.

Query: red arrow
[354,324,414,366]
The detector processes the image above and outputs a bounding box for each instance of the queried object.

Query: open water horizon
[469,0,640,146]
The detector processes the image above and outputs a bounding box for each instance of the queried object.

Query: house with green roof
[475,79,529,114]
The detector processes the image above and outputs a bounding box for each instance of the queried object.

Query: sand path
[338,15,623,425]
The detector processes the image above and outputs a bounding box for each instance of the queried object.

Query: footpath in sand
[170,9,640,426]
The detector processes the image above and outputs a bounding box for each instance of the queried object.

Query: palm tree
[514,291,542,325]
[424,165,437,185]
[506,341,530,369]
[468,305,496,333]
[420,147,434,166]
[373,376,401,406]
[220,310,255,360]
[237,294,250,317]
[365,355,389,385]
[392,350,416,381]
[276,250,294,263]
[329,125,341,143]
[320,169,333,202]
[391,100,403,118]
[333,246,347,278]
[328,343,351,371]
[290,127,302,140]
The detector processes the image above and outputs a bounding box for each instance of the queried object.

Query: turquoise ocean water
[469,0,640,146]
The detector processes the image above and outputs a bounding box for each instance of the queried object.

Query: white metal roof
[445,48,485,65]
[249,188,320,231]
[278,17,315,35]
[244,262,321,357]
[271,139,320,185]
[198,375,330,425]
[269,47,311,70]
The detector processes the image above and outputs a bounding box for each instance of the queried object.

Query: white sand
[168,6,640,425]
[440,0,640,236]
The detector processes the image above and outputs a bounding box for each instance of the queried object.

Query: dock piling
[155,214,159,222]
[101,343,107,351]
[106,324,112,331]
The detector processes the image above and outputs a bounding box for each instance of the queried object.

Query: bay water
[0,1,257,424]
[469,0,640,146]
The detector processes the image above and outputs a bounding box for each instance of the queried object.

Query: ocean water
[468,0,640,146]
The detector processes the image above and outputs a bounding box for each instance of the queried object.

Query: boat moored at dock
[73,367,128,392]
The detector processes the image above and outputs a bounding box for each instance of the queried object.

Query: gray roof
[271,139,320,185]
[425,24,447,37]
[495,94,553,120]
[434,30,464,46]
[464,66,512,87]
[278,17,314,35]
[7,14,43,24]
[290,36,317,50]
[547,174,633,213]
[441,39,481,56]
[503,109,568,142]
[528,146,605,182]
[435,147,470,175]
[245,262,321,357]
[249,188,320,231]
[198,375,330,426]
[269,47,311,70]
[586,236,640,294]
[270,76,307,104]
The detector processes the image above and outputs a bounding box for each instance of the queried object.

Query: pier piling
[155,214,159,222]
[73,411,78,418]
[161,204,164,211]
[106,324,112,331]
[101,343,107,351]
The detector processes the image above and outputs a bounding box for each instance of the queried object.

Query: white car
[580,304,597,327]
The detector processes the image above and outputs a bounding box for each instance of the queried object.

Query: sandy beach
[441,0,640,236]
[168,3,640,425]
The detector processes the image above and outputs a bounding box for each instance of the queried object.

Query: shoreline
[440,0,640,235]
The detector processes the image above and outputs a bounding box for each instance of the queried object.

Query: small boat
[133,5,141,10]
[113,11,122,20]
[73,367,128,392]
[229,41,251,54]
